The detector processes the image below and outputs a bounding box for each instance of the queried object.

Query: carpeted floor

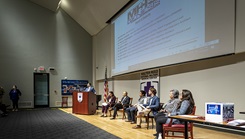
[0,108,121,139]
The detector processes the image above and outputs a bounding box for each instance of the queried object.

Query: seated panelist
[110,91,130,120]
[101,91,116,117]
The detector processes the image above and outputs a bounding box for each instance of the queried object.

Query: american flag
[103,67,109,102]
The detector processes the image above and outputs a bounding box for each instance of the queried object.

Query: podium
[72,91,96,115]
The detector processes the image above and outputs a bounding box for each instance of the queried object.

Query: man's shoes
[153,133,158,136]
[132,125,141,129]
[110,117,115,120]
[100,115,104,117]
[131,121,136,124]
[125,120,131,122]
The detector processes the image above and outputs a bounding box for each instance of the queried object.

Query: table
[168,115,245,139]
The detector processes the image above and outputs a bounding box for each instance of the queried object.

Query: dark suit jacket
[121,96,130,107]
[85,87,96,94]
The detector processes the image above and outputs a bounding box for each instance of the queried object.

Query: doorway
[34,73,49,108]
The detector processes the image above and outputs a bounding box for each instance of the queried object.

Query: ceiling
[30,0,131,36]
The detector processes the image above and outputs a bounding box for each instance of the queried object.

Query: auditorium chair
[162,106,196,139]
[61,96,68,107]
[109,97,118,117]
[136,102,164,129]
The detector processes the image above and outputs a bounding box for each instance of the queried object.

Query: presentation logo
[128,0,160,24]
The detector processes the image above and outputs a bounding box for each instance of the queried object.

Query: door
[34,73,49,107]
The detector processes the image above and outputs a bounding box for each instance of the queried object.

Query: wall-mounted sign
[61,80,88,95]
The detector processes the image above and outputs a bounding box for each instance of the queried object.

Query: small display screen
[207,104,221,115]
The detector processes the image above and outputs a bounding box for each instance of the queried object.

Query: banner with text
[140,69,160,97]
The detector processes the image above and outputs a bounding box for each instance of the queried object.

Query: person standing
[9,85,22,111]
[0,86,5,104]
[84,83,96,94]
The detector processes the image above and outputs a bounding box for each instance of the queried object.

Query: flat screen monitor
[206,104,221,115]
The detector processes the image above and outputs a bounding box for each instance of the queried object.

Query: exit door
[34,73,49,107]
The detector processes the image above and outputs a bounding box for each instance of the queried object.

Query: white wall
[160,61,245,119]
[98,80,140,105]
[0,0,92,107]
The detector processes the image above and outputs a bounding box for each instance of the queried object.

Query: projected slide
[112,0,235,76]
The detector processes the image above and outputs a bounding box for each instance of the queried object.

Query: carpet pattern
[0,108,121,139]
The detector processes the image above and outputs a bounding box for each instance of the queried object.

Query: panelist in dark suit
[110,91,130,120]
[84,83,96,94]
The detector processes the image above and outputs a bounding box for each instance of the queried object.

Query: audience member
[0,86,5,104]
[0,103,8,117]
[125,90,149,124]
[133,87,160,129]
[110,91,130,120]
[154,89,195,139]
[9,85,22,111]
[101,91,116,117]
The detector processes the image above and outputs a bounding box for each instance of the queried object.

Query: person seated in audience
[133,87,160,129]
[101,91,116,117]
[154,89,180,122]
[0,86,5,105]
[125,90,149,124]
[0,103,8,117]
[110,91,130,120]
[154,89,195,139]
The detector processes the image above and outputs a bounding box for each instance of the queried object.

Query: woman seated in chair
[125,90,148,124]
[154,89,180,123]
[154,89,195,139]
[101,91,116,117]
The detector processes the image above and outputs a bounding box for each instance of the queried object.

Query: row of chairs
[108,97,133,119]
[162,106,196,139]
[62,96,195,139]
[110,100,195,139]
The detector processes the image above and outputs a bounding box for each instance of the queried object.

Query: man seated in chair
[133,87,160,129]
[125,90,149,124]
[110,91,130,120]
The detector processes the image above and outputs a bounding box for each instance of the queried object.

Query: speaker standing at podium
[84,83,96,94]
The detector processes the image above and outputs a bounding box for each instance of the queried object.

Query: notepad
[227,119,245,126]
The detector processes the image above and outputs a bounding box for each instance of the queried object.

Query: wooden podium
[72,91,96,115]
